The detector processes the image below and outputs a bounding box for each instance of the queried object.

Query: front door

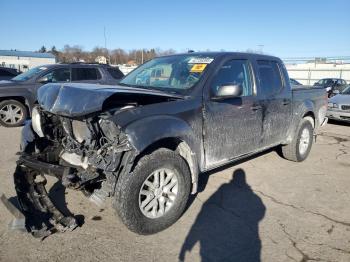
[203,58,263,169]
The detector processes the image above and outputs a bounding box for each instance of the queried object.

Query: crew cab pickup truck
[5,52,327,238]
[0,63,124,127]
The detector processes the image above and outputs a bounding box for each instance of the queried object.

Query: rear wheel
[281,118,314,162]
[113,148,191,234]
[0,100,28,127]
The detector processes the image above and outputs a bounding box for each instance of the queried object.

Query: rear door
[71,67,102,84]
[203,57,263,168]
[256,60,292,147]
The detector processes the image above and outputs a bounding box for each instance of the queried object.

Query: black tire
[281,118,314,162]
[113,148,191,234]
[0,100,28,127]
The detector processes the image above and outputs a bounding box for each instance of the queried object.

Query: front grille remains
[341,105,350,111]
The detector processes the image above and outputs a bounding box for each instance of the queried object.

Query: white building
[0,50,56,72]
[286,61,350,85]
[95,56,107,64]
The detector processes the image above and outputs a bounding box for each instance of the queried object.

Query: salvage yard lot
[0,122,349,262]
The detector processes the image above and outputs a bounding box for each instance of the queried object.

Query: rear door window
[257,60,283,96]
[72,68,101,81]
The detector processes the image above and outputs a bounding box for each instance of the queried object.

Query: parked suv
[0,63,124,127]
[0,67,20,80]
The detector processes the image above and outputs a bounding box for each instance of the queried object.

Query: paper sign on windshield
[188,57,214,64]
[190,64,207,73]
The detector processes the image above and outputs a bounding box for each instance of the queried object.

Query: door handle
[251,105,262,111]
[283,99,291,105]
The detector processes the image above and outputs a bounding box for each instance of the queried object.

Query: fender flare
[123,115,201,194]
[285,100,315,144]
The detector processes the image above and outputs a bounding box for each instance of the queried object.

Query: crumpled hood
[38,83,184,117]
[329,94,350,105]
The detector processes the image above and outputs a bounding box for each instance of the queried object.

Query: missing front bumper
[9,156,79,239]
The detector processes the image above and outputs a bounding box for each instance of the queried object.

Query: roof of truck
[160,51,281,61]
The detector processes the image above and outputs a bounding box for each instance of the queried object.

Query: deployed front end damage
[10,107,135,238]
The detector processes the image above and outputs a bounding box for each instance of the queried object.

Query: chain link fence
[283,56,350,85]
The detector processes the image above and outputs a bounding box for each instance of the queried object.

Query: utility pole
[104,26,110,64]
[104,26,107,49]
[258,44,264,54]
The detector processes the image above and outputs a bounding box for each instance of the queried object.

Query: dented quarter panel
[284,87,327,143]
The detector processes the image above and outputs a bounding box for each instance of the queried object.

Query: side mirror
[213,84,243,99]
[38,76,49,83]
[333,90,340,95]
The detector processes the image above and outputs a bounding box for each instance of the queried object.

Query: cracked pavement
[0,121,349,262]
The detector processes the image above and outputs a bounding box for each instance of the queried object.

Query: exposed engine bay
[12,106,135,238]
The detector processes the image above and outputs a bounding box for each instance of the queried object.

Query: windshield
[120,54,215,93]
[12,66,48,81]
[341,86,350,94]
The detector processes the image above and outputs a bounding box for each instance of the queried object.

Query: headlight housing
[328,102,338,109]
[99,119,120,142]
[32,107,44,137]
[72,120,91,143]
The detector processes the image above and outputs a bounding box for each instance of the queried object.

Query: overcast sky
[1,0,349,58]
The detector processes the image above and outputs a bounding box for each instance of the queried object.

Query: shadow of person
[179,169,265,262]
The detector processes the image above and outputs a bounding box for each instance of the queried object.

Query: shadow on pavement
[48,181,85,227]
[328,119,350,127]
[180,168,265,262]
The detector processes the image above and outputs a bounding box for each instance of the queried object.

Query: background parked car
[0,67,20,80]
[290,78,302,86]
[327,85,350,123]
[314,78,347,97]
[0,63,124,127]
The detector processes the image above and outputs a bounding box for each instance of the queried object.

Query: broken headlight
[99,119,120,142]
[72,120,91,143]
[32,107,44,137]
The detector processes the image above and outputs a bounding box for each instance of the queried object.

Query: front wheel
[0,100,28,127]
[113,148,191,234]
[281,118,314,162]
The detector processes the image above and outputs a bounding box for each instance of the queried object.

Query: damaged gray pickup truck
[5,52,328,238]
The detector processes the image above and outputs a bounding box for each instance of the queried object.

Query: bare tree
[53,45,179,65]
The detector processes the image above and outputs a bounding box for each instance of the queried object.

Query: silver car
[327,86,350,122]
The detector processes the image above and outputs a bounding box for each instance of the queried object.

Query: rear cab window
[72,67,102,81]
[257,60,284,96]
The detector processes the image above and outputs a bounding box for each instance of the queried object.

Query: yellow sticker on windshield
[190,64,207,73]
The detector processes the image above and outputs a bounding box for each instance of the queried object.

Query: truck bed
[292,86,327,129]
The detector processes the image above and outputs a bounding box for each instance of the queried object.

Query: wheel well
[303,112,315,128]
[133,137,198,194]
[0,96,26,105]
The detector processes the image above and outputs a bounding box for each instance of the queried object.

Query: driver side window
[211,59,253,97]
[43,68,71,83]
